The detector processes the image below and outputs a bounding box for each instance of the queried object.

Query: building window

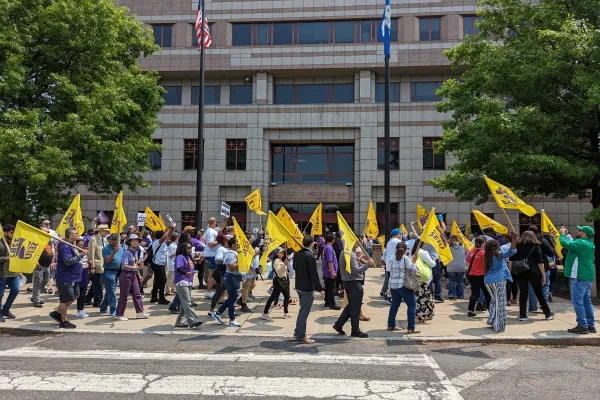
[162,86,182,105]
[226,139,247,171]
[376,202,400,233]
[377,138,399,170]
[191,86,221,105]
[228,202,248,230]
[230,86,253,105]
[423,137,445,170]
[471,212,494,235]
[271,144,353,185]
[192,23,213,47]
[274,83,354,104]
[181,211,196,228]
[153,25,173,47]
[184,139,198,170]
[419,17,441,41]
[149,139,162,171]
[410,81,442,102]
[519,213,541,235]
[463,16,482,37]
[298,21,330,44]
[375,82,401,103]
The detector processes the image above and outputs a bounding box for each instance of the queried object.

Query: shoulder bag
[402,256,421,291]
[512,246,535,275]
[415,253,432,283]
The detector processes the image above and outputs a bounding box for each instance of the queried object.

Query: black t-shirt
[38,243,54,267]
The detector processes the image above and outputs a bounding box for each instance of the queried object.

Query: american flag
[195,0,212,49]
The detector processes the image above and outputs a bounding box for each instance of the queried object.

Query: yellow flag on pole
[417,204,429,231]
[56,194,84,237]
[465,220,472,236]
[144,206,166,231]
[110,191,127,234]
[233,217,253,274]
[484,176,537,217]
[365,200,379,238]
[8,221,53,273]
[259,211,297,266]
[541,209,563,256]
[421,208,453,265]
[337,212,360,273]
[276,207,303,251]
[451,220,474,251]
[245,188,266,216]
[399,224,408,237]
[472,210,508,234]
[308,203,323,236]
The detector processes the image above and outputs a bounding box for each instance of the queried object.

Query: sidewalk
[1,270,599,344]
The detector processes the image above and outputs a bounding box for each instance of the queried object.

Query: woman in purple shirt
[115,234,147,321]
[174,242,203,329]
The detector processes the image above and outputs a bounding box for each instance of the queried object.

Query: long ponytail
[395,242,407,260]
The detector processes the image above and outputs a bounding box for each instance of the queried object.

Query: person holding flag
[0,224,18,322]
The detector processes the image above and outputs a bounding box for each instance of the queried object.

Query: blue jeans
[170,294,180,310]
[218,272,242,320]
[1,276,20,313]
[477,289,485,305]
[528,270,550,312]
[447,272,465,299]
[388,287,417,331]
[431,261,443,299]
[571,279,595,329]
[100,271,118,314]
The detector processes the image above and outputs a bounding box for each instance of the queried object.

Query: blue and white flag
[378,0,391,57]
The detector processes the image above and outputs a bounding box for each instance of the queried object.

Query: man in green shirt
[559,225,596,334]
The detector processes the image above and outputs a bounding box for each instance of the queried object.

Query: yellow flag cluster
[245,188,266,216]
[541,210,564,256]
[421,208,453,265]
[337,212,360,273]
[364,201,379,238]
[472,210,508,234]
[110,191,127,234]
[276,207,304,251]
[451,221,474,251]
[309,203,323,236]
[8,221,53,273]
[417,204,429,231]
[233,217,254,274]
[399,224,408,237]
[144,207,166,231]
[259,211,297,266]
[56,194,84,237]
[484,176,537,217]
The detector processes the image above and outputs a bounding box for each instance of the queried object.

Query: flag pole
[384,52,391,251]
[195,0,206,232]
[500,208,517,233]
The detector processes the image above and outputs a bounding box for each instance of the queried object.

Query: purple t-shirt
[121,248,139,271]
[83,235,93,248]
[322,244,338,278]
[191,237,205,253]
[56,243,82,284]
[174,254,194,285]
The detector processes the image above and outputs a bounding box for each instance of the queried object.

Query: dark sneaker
[33,302,43,308]
[169,308,179,314]
[59,320,76,329]
[191,302,198,307]
[328,305,341,310]
[30,298,45,304]
[434,297,445,304]
[150,298,159,303]
[191,321,204,328]
[158,299,170,305]
[468,312,477,318]
[175,324,189,329]
[475,303,485,312]
[568,325,590,334]
[240,305,252,313]
[589,327,597,334]
[351,331,369,338]
[332,324,346,336]
[2,311,16,319]
[49,311,61,323]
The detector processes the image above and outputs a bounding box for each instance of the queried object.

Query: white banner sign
[221,202,231,218]
[137,213,147,227]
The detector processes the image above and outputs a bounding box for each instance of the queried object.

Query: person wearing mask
[31,227,54,308]
[166,234,178,296]
[381,229,403,303]
[500,233,519,306]
[86,224,110,307]
[446,235,467,300]
[115,234,148,321]
[209,234,230,313]
[333,245,374,338]
[412,239,436,322]
[262,247,292,320]
[209,237,243,327]
[293,236,325,344]
[149,225,175,305]
[0,224,20,322]
[510,231,554,321]
[239,248,260,313]
[483,234,517,332]
[49,228,88,329]
[75,238,91,319]
[322,233,340,310]
[466,237,489,317]
[559,225,596,334]
[204,217,227,298]
[173,242,203,329]
[100,234,123,317]
[387,242,420,334]
[526,226,555,313]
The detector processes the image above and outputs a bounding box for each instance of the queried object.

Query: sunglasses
[186,245,192,249]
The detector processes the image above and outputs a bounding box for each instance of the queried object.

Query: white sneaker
[75,311,89,319]
[204,291,215,299]
[136,312,149,319]
[261,313,272,321]
[229,320,241,328]
[283,313,292,319]
[115,316,128,321]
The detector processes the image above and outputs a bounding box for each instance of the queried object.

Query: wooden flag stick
[500,208,517,233]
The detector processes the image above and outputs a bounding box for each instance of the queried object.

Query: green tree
[0,0,163,224]
[433,0,600,281]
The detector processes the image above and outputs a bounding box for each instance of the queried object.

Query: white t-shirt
[166,242,177,272]
[223,249,239,275]
[384,237,401,271]
[204,227,220,257]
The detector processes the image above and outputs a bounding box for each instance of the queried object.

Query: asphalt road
[0,332,598,399]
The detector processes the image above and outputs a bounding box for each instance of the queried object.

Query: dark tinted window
[420,18,441,41]
[153,25,172,47]
[359,21,371,43]
[298,22,329,44]
[273,23,293,45]
[377,138,399,170]
[191,86,221,105]
[149,139,162,171]
[375,83,400,103]
[230,86,253,105]
[299,85,329,104]
[333,83,354,103]
[162,86,182,105]
[423,137,445,170]
[335,21,355,43]
[411,82,442,102]
[232,24,252,46]
[226,139,247,170]
[275,85,293,104]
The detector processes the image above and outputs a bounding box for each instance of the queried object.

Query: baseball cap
[577,225,595,237]
[391,228,401,237]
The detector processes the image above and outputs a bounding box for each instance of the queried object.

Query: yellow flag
[465,220,472,236]
[8,221,53,273]
[337,211,360,273]
[259,211,297,266]
[541,210,563,256]
[451,221,474,251]
[245,188,266,216]
[399,224,408,237]
[472,210,508,234]
[377,235,386,249]
[484,176,537,217]
[110,191,128,234]
[421,208,453,265]
[276,207,303,251]
[417,204,429,231]
[144,206,166,231]
[233,217,253,274]
[309,203,323,236]
[365,200,379,238]
[56,194,84,237]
